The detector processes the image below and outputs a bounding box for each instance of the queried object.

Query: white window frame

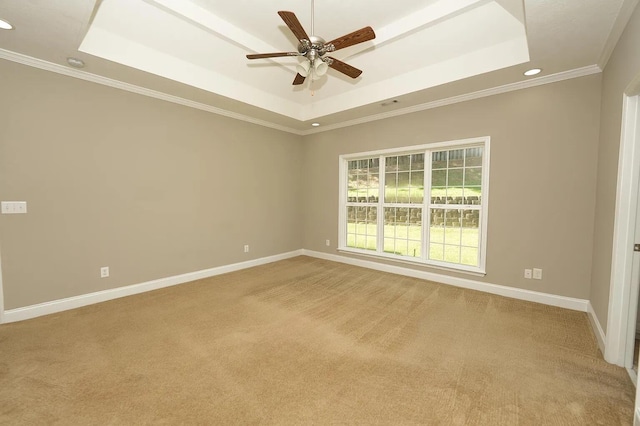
[338,136,490,275]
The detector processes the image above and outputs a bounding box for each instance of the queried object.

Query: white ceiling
[0,0,636,134]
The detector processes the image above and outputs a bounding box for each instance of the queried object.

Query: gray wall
[0,60,303,309]
[590,3,640,330]
[1,16,637,316]
[302,75,602,300]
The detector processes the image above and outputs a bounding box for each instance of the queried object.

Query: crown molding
[0,49,304,136]
[303,64,603,135]
[0,48,602,138]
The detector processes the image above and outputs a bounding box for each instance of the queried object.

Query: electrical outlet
[524,269,532,279]
[100,266,109,278]
[244,245,249,253]
[533,268,543,280]
[325,239,330,246]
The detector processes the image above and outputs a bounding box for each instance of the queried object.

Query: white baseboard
[2,249,596,328]
[2,250,303,324]
[301,250,589,312]
[628,367,638,387]
[587,301,607,353]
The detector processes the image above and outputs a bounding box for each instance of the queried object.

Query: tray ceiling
[0,0,634,133]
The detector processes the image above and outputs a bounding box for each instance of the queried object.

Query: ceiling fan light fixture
[296,60,311,77]
[314,60,328,77]
[246,9,375,87]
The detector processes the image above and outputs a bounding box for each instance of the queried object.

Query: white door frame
[606,83,640,366]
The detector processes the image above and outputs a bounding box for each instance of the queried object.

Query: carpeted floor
[0,256,635,424]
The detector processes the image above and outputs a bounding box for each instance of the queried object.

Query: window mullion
[377,155,385,255]
[424,149,431,262]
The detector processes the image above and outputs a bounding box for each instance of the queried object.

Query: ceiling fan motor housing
[298,36,335,64]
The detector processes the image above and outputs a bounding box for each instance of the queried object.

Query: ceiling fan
[245,5,375,86]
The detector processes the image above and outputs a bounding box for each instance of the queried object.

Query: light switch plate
[1,201,27,214]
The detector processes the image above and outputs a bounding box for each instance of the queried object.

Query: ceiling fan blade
[293,73,306,85]
[327,26,376,51]
[327,57,362,79]
[278,11,310,43]
[246,52,299,59]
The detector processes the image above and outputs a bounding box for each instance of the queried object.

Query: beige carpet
[0,256,634,424]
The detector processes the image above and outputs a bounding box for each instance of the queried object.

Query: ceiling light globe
[314,60,328,77]
[296,61,311,77]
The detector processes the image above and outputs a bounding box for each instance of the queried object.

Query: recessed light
[524,68,542,76]
[311,123,320,127]
[0,19,14,30]
[66,57,85,68]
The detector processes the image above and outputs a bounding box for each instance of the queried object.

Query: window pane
[368,173,379,202]
[397,155,411,171]
[446,168,463,205]
[347,206,357,226]
[348,171,358,202]
[384,172,397,203]
[409,171,424,204]
[430,208,445,244]
[449,149,464,167]
[464,186,482,204]
[384,238,397,255]
[445,210,462,244]
[430,243,444,261]
[431,168,446,204]
[408,240,421,258]
[397,172,410,203]
[461,209,480,248]
[465,147,483,167]
[386,156,398,172]
[445,244,461,263]
[411,153,425,170]
[432,169,446,186]
[465,167,482,186]
[461,247,479,266]
[448,169,463,187]
[432,151,447,170]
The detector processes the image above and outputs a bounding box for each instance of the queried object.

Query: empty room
[2,0,640,424]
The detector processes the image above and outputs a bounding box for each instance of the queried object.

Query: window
[339,137,489,274]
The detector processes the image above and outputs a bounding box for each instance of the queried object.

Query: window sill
[337,247,487,277]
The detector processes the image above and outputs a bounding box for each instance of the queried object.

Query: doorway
[606,92,640,372]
